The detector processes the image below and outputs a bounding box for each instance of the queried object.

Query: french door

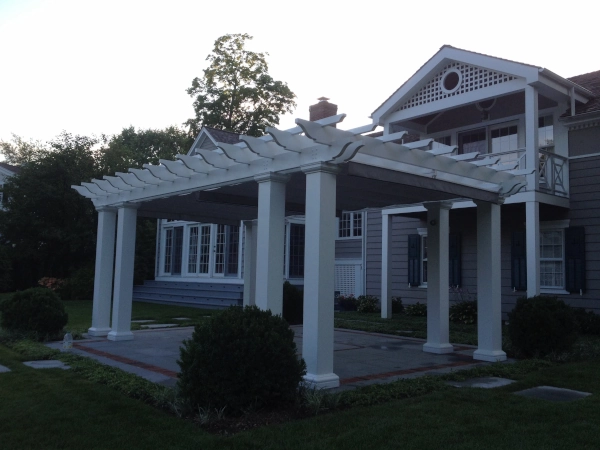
[185,224,240,278]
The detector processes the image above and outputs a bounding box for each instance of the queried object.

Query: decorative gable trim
[399,62,519,112]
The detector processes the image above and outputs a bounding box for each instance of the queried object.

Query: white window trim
[539,220,570,293]
[337,211,364,240]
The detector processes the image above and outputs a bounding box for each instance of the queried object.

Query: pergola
[73,114,528,389]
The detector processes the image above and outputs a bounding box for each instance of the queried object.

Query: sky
[0,0,598,149]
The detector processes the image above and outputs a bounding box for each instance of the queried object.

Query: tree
[185,33,296,137]
[0,134,49,165]
[98,126,193,174]
[0,132,100,288]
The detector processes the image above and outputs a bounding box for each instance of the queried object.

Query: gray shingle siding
[335,238,362,259]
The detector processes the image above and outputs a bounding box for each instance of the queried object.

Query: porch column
[107,202,139,341]
[525,85,539,190]
[381,212,393,319]
[302,162,340,389]
[423,201,453,354]
[88,206,117,337]
[243,220,257,307]
[474,201,507,362]
[526,201,540,296]
[254,173,289,315]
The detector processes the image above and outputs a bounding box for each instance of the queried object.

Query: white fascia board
[384,78,526,125]
[0,166,16,177]
[187,129,212,155]
[382,199,476,215]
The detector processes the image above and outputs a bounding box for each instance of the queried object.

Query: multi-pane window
[288,223,305,278]
[227,225,240,275]
[214,224,226,274]
[164,229,173,273]
[421,236,428,285]
[458,128,486,154]
[339,211,363,238]
[540,230,564,288]
[539,116,554,148]
[188,226,199,273]
[198,226,211,274]
[490,125,518,153]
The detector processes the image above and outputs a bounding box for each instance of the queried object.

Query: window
[538,115,554,148]
[288,223,305,278]
[339,211,363,238]
[408,231,461,288]
[458,128,486,155]
[164,229,173,273]
[490,125,518,153]
[540,229,564,289]
[421,235,428,285]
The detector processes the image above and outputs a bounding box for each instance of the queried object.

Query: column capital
[301,161,340,176]
[95,205,117,213]
[112,202,140,210]
[422,200,453,212]
[473,198,505,208]
[254,172,290,184]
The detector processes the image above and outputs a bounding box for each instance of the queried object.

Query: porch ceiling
[73,114,529,223]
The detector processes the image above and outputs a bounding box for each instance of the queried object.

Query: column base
[473,349,507,362]
[107,331,134,341]
[423,343,454,354]
[303,372,340,390]
[87,327,112,337]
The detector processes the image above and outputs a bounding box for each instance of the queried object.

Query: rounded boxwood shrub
[0,287,68,340]
[356,295,379,313]
[391,297,404,314]
[449,300,478,324]
[508,295,577,358]
[177,305,306,415]
[404,302,427,317]
[282,281,303,325]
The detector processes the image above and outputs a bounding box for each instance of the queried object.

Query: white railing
[539,149,568,196]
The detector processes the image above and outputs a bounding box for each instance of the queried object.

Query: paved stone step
[139,280,243,291]
[133,296,241,309]
[133,286,242,300]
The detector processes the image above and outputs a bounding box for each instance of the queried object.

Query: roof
[568,70,600,115]
[0,161,20,174]
[203,127,241,145]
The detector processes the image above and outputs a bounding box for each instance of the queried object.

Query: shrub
[391,297,404,314]
[0,288,68,340]
[64,266,95,300]
[508,295,578,358]
[449,300,478,324]
[338,295,357,311]
[177,305,306,415]
[573,308,600,336]
[282,281,303,325]
[404,302,427,317]
[357,295,379,313]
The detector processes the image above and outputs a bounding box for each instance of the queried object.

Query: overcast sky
[0,0,597,148]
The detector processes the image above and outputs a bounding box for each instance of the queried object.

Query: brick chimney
[309,97,338,122]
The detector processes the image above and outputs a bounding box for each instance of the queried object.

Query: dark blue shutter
[565,226,585,293]
[408,234,420,287]
[511,230,527,291]
[449,233,461,287]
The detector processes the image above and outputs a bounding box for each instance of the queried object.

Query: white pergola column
[526,200,540,296]
[525,85,539,190]
[381,212,393,319]
[254,173,289,315]
[302,162,340,389]
[474,201,507,362]
[88,206,117,337]
[243,219,257,307]
[107,202,139,342]
[423,201,453,354]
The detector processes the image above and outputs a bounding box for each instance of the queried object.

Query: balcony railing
[471,147,568,197]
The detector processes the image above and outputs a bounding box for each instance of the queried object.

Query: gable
[398,61,520,113]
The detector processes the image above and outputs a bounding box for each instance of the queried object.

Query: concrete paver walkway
[48,326,495,389]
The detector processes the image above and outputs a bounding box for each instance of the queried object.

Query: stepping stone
[140,323,178,329]
[131,320,155,323]
[23,360,70,370]
[0,364,11,373]
[447,377,516,389]
[515,386,592,402]
[172,317,191,321]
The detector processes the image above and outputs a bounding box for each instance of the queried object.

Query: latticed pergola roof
[72,114,529,216]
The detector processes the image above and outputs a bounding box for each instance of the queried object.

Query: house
[73,45,599,388]
[0,162,20,207]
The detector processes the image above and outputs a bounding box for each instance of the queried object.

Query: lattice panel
[400,62,517,111]
[335,264,356,297]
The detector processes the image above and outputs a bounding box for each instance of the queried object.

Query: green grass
[334,311,480,345]
[1,341,599,449]
[63,300,220,335]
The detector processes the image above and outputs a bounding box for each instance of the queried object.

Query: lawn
[1,341,599,449]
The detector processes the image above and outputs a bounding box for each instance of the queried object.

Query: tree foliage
[185,33,296,137]
[0,134,48,166]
